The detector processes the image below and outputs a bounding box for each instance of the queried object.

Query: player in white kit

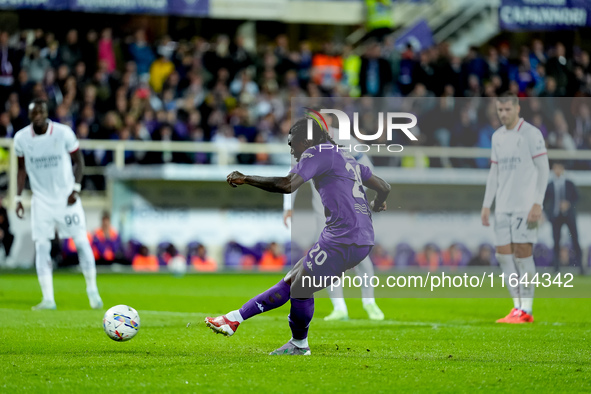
[283,117,384,321]
[14,99,103,310]
[481,93,549,324]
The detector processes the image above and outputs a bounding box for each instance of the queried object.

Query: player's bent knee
[72,235,90,248]
[496,244,512,255]
[514,243,533,258]
[290,279,315,299]
[35,239,52,255]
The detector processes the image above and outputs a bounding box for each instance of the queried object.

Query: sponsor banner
[0,0,208,15]
[168,0,208,16]
[0,0,68,10]
[499,0,591,31]
[69,0,167,14]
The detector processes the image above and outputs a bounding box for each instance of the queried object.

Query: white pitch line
[137,311,580,328]
[0,308,574,327]
[139,310,477,327]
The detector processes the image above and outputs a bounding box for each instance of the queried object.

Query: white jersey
[491,118,547,213]
[14,120,79,207]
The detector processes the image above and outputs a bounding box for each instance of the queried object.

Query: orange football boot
[496,308,520,323]
[511,310,534,324]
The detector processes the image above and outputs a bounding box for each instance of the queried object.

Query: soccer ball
[103,305,140,342]
[168,255,188,277]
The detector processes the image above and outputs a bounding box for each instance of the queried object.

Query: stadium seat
[415,243,442,271]
[453,243,473,266]
[480,243,498,266]
[393,242,416,269]
[223,241,254,270]
[156,242,173,266]
[284,241,304,267]
[126,239,143,262]
[187,241,218,272]
[223,242,242,268]
[533,243,553,267]
[132,247,159,273]
[370,244,394,271]
[252,242,268,262]
[186,241,203,261]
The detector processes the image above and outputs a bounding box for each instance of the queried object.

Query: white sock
[496,253,521,310]
[38,274,55,303]
[35,240,54,303]
[362,298,376,306]
[325,276,348,312]
[329,297,348,313]
[514,255,536,314]
[354,257,375,300]
[73,235,98,294]
[291,337,309,348]
[226,310,244,323]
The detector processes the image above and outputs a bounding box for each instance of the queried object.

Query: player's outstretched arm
[363,174,391,212]
[15,157,26,219]
[227,171,305,194]
[482,162,498,227]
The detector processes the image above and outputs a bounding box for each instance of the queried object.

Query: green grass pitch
[1,272,590,392]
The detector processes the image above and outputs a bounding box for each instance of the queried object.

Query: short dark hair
[496,92,519,106]
[29,98,48,110]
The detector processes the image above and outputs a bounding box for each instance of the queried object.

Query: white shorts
[494,211,538,246]
[31,197,88,242]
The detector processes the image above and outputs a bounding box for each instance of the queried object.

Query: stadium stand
[1,28,591,175]
[2,22,590,272]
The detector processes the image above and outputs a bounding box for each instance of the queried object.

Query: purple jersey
[290,144,374,246]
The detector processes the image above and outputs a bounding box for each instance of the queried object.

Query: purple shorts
[294,239,372,297]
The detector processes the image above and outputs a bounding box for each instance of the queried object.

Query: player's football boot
[324,309,349,321]
[88,292,103,310]
[31,300,57,310]
[511,310,534,324]
[363,303,385,321]
[269,341,311,356]
[495,308,519,323]
[205,315,240,337]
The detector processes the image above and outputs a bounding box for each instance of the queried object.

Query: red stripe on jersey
[490,160,498,164]
[532,152,547,159]
[517,119,525,131]
[69,147,80,154]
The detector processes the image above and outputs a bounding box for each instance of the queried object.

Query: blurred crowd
[1,27,591,176]
[370,240,587,271]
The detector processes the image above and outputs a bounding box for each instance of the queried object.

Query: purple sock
[288,298,315,340]
[239,279,291,320]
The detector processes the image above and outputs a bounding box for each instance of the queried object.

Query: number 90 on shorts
[31,198,88,242]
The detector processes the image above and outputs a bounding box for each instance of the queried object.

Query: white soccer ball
[168,255,188,277]
[103,305,140,342]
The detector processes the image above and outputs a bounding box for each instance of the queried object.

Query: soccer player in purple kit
[205,117,391,355]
